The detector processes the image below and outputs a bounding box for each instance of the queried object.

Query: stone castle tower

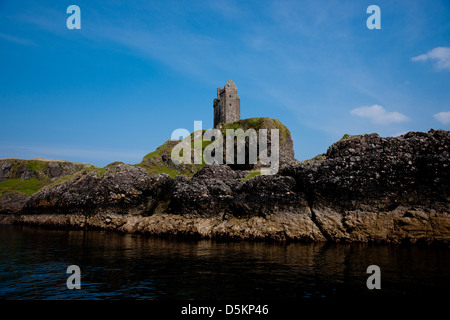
[213,80,240,128]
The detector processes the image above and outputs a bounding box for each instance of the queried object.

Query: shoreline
[2,130,449,245]
[1,212,448,246]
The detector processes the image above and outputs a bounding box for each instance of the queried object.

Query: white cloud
[350,105,409,125]
[433,111,450,125]
[0,32,35,46]
[412,47,450,71]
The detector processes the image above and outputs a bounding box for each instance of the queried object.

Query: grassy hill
[136,117,297,178]
[0,158,95,197]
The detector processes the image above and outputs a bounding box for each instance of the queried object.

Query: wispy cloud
[350,105,409,125]
[412,47,450,71]
[0,32,35,46]
[433,111,450,124]
[17,6,229,83]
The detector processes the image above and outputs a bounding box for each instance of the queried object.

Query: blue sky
[1,0,449,167]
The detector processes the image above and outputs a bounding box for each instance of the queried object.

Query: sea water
[0,224,448,300]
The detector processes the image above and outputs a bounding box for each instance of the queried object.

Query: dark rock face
[171,165,247,217]
[0,159,92,182]
[280,129,450,243]
[0,194,29,214]
[21,163,172,216]
[8,130,450,244]
[281,129,450,203]
[192,164,246,180]
[0,159,94,214]
[231,175,306,218]
[220,117,299,170]
[0,161,12,183]
[169,165,307,220]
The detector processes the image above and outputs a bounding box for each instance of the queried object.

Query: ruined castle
[213,80,240,128]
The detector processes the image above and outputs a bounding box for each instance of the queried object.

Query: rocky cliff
[0,158,93,182]
[0,158,94,214]
[280,129,450,244]
[5,129,449,244]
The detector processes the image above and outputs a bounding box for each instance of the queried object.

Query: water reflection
[0,225,448,300]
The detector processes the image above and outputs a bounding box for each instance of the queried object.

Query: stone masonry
[213,80,240,128]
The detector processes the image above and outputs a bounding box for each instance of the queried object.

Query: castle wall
[214,80,240,127]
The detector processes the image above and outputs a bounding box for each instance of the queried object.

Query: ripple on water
[0,225,448,300]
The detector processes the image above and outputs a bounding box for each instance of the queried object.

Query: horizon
[1,0,450,167]
[0,126,443,167]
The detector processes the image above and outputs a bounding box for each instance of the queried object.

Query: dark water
[0,224,448,300]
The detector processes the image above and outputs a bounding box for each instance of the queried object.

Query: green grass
[47,166,107,188]
[139,134,210,176]
[246,117,265,128]
[302,153,327,164]
[273,119,289,141]
[222,117,290,142]
[142,140,179,160]
[241,171,261,181]
[222,118,263,131]
[191,139,212,149]
[93,167,107,177]
[143,150,159,159]
[341,134,351,140]
[222,121,242,131]
[143,164,191,178]
[137,117,292,177]
[24,160,49,172]
[190,138,213,165]
[0,178,51,196]
[47,174,77,188]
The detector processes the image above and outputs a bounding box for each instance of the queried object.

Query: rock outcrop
[0,193,29,215]
[20,163,172,216]
[280,129,450,244]
[218,117,299,170]
[137,117,299,176]
[0,158,93,182]
[0,158,94,214]
[3,129,450,244]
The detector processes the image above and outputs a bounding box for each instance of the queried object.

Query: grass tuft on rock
[0,178,51,196]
